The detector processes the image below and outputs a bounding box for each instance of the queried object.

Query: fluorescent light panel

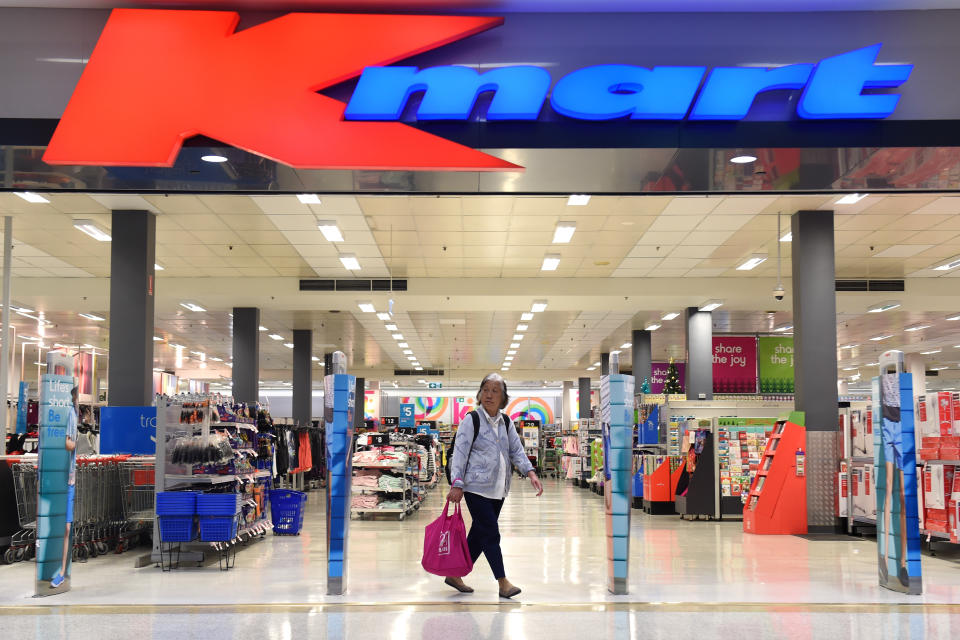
[541,254,561,271]
[867,301,900,313]
[903,324,931,332]
[73,219,111,242]
[357,301,376,313]
[933,256,960,271]
[520,312,534,321]
[836,193,868,205]
[780,232,792,242]
[339,253,361,270]
[297,194,322,204]
[699,300,723,312]
[14,191,49,204]
[730,155,757,164]
[179,301,205,312]
[531,300,548,313]
[736,254,768,271]
[268,334,283,341]
[620,343,632,349]
[552,221,577,244]
[78,313,104,321]
[567,194,590,206]
[154,263,164,271]
[644,323,661,331]
[661,312,680,321]
[259,326,268,331]
[317,220,344,242]
[377,312,391,321]
[512,334,524,341]
[516,324,529,331]
[283,343,294,348]
[869,334,894,341]
[385,324,398,331]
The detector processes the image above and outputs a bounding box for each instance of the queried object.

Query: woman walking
[444,373,544,598]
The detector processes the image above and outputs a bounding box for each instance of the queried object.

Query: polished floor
[1,477,959,638]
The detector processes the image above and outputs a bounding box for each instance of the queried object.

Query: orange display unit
[743,418,808,535]
[643,457,682,514]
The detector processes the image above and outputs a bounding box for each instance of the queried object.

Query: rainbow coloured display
[506,397,555,425]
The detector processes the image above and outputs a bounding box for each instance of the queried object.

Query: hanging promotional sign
[399,403,416,428]
[758,336,795,394]
[35,350,76,596]
[712,336,758,394]
[649,362,686,394]
[99,406,157,455]
[42,9,914,171]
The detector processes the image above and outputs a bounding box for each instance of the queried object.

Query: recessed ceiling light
[377,312,392,321]
[840,344,858,349]
[644,323,661,331]
[521,312,534,321]
[516,324,529,331]
[507,350,517,355]
[201,155,228,163]
[414,366,424,371]
[946,313,960,321]
[501,366,510,371]
[317,220,344,242]
[904,324,931,332]
[397,342,408,348]
[403,349,413,355]
[407,355,417,361]
[567,194,590,206]
[867,301,900,313]
[510,343,520,349]
[14,191,50,204]
[933,256,960,271]
[773,323,793,333]
[153,336,163,341]
[552,221,577,243]
[836,193,868,205]
[780,232,792,242]
[610,350,621,355]
[190,350,204,357]
[620,343,632,349]
[392,334,404,340]
[259,326,268,331]
[593,361,601,367]
[512,334,524,341]
[736,254,768,271]
[385,324,399,331]
[297,194,322,204]
[586,366,597,371]
[661,312,679,321]
[541,254,561,271]
[268,334,283,341]
[730,155,757,164]
[73,219,111,242]
[921,349,942,355]
[210,357,223,362]
[931,366,949,371]
[531,300,548,313]
[283,343,294,349]
[179,301,206,312]
[870,334,894,341]
[78,313,104,321]
[505,356,514,361]
[842,366,859,371]
[339,253,361,271]
[357,301,376,313]
[154,263,165,271]
[312,356,320,362]
[699,300,723,312]
[865,362,879,366]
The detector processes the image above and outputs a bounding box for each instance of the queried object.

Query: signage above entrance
[42,9,914,172]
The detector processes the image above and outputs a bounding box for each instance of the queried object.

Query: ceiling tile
[660,197,721,216]
[683,230,735,245]
[634,231,689,245]
[648,215,704,232]
[872,244,935,258]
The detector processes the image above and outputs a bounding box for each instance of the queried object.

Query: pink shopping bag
[421,500,473,577]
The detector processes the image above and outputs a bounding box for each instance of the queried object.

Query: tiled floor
[1,477,959,637]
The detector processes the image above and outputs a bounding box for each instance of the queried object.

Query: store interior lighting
[317,220,344,242]
[644,323,661,331]
[836,193,869,204]
[933,256,960,271]
[946,313,960,321]
[699,300,724,312]
[921,349,942,354]
[179,301,206,312]
[730,154,757,164]
[516,324,529,331]
[78,313,104,321]
[870,334,894,341]
[153,336,163,341]
[780,232,792,242]
[357,301,376,313]
[661,312,679,321]
[513,334,524,341]
[268,334,283,341]
[258,326,268,331]
[283,343,294,348]
[73,219,111,242]
[154,263,164,271]
[510,342,520,349]
[14,191,50,204]
[377,312,391,321]
[339,253,361,270]
[567,194,590,206]
[201,155,227,163]
[531,300,548,313]
[552,221,577,243]
[736,254,768,271]
[904,324,932,332]
[773,323,793,332]
[392,333,404,340]
[297,194,321,204]
[541,254,561,271]
[385,324,398,331]
[620,343,631,349]
[520,312,534,321]
[867,301,901,313]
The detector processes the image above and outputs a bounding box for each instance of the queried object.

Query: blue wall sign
[99,406,157,455]
[399,404,416,428]
[345,44,912,123]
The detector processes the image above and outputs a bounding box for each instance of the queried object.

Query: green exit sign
[428,382,442,389]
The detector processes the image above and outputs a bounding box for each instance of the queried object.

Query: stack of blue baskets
[197,493,241,542]
[156,492,199,542]
[269,489,307,535]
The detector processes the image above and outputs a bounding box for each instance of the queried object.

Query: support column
[232,308,260,405]
[632,329,652,390]
[791,209,840,533]
[0,216,10,433]
[108,210,155,406]
[578,377,592,420]
[685,307,713,400]
[354,377,365,429]
[601,352,610,376]
[293,330,312,426]
[562,380,574,429]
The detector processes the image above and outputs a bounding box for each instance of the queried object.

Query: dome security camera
[773,286,785,301]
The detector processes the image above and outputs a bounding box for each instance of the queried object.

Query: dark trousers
[463,492,506,579]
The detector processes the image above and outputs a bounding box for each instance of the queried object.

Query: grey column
[562,380,574,428]
[293,329,312,426]
[632,329,652,389]
[578,377,592,420]
[791,209,840,532]
[354,377,365,429]
[324,352,333,372]
[0,217,10,433]
[232,308,260,404]
[601,352,610,376]
[685,307,713,400]
[108,210,155,406]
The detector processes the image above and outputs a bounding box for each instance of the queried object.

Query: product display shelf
[152,394,274,566]
[350,444,426,521]
[839,403,880,533]
[743,418,807,535]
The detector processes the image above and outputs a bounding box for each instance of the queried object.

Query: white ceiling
[2,0,958,10]
[2,191,960,390]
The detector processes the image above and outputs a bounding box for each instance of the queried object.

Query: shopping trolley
[6,462,37,564]
[118,459,155,553]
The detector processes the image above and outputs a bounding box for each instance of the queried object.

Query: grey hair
[477,372,510,410]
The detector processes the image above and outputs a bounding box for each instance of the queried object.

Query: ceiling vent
[300,279,407,292]
[835,279,905,292]
[394,369,444,376]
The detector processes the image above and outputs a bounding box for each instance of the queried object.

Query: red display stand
[743,419,808,535]
[643,457,684,514]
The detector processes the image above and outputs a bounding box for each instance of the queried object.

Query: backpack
[445,410,511,485]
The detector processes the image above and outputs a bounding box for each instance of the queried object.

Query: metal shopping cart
[7,462,37,564]
[118,459,155,553]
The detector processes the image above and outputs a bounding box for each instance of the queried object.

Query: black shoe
[498,586,521,599]
[898,565,910,588]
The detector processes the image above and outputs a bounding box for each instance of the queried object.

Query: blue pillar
[325,371,355,595]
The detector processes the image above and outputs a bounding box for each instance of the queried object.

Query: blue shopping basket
[269,489,307,535]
